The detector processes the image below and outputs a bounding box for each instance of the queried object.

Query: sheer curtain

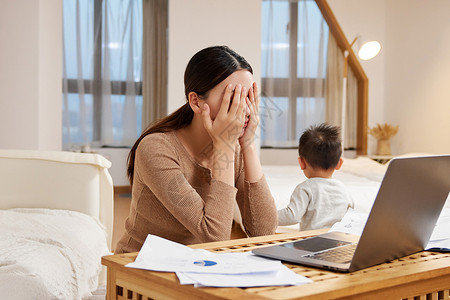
[62,0,143,149]
[325,34,357,149]
[325,34,343,134]
[261,0,328,148]
[141,0,168,129]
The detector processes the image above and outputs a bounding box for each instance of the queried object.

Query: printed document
[125,234,312,287]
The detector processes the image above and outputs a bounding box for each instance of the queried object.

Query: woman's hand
[202,83,247,152]
[239,82,260,150]
[237,82,263,183]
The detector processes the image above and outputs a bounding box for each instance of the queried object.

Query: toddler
[277,123,353,231]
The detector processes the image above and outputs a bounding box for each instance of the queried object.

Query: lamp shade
[358,40,381,60]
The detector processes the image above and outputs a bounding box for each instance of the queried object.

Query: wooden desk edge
[102,229,450,300]
[189,229,329,249]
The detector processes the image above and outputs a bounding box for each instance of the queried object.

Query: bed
[0,149,114,300]
[262,155,386,232]
[236,153,450,233]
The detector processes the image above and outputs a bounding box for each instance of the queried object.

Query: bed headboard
[0,149,114,249]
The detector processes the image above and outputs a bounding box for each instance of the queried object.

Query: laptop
[253,155,450,272]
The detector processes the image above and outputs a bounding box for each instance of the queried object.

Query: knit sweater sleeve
[235,159,278,237]
[135,134,237,242]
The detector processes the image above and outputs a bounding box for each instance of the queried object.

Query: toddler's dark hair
[298,123,342,170]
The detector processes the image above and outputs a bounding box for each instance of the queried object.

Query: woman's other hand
[202,83,247,152]
[239,82,260,150]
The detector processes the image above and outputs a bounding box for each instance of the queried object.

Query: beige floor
[112,190,131,251]
[112,187,247,251]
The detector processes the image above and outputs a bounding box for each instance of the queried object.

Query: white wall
[167,0,261,114]
[38,1,63,150]
[328,0,450,155]
[0,0,62,150]
[384,0,450,154]
[93,148,130,186]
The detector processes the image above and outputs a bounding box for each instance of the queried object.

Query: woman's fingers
[218,83,234,117]
[246,97,255,116]
[252,82,260,111]
[248,86,254,102]
[220,84,247,125]
[247,86,256,118]
[227,84,242,116]
[239,82,260,146]
[239,87,247,122]
[247,84,259,114]
[248,86,255,114]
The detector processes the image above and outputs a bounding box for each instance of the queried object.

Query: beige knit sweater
[115,131,277,253]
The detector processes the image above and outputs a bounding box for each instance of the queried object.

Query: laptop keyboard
[303,244,357,264]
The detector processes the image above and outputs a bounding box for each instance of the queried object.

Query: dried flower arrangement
[368,123,399,155]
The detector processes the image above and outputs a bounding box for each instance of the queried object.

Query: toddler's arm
[277,184,310,226]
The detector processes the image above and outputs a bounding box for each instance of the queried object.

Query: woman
[115,46,277,253]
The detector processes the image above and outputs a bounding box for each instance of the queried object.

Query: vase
[376,139,392,155]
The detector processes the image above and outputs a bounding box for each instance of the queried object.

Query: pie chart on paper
[193,260,217,267]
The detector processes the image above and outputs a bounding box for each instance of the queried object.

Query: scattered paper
[329,209,368,236]
[176,265,312,287]
[125,234,312,287]
[330,207,450,251]
[126,235,281,274]
[426,239,450,252]
[429,207,450,241]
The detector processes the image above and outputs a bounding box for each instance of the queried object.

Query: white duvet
[0,208,110,300]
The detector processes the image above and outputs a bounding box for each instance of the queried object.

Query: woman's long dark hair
[127,46,253,185]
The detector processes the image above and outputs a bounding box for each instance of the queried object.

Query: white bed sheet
[0,208,110,300]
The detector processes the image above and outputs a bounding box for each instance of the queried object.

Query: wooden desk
[102,230,450,299]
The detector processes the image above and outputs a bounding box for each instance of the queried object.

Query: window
[62,0,143,149]
[260,0,329,148]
